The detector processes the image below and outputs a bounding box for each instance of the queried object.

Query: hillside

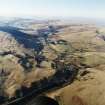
[0,18,105,105]
[45,23,105,105]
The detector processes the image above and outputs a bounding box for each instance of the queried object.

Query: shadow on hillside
[0,26,44,54]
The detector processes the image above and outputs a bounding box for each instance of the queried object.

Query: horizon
[0,0,105,19]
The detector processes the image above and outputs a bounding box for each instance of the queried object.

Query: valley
[0,18,105,105]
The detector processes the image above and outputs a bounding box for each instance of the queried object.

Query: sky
[0,0,105,18]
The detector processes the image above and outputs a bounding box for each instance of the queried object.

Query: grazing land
[0,18,105,105]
